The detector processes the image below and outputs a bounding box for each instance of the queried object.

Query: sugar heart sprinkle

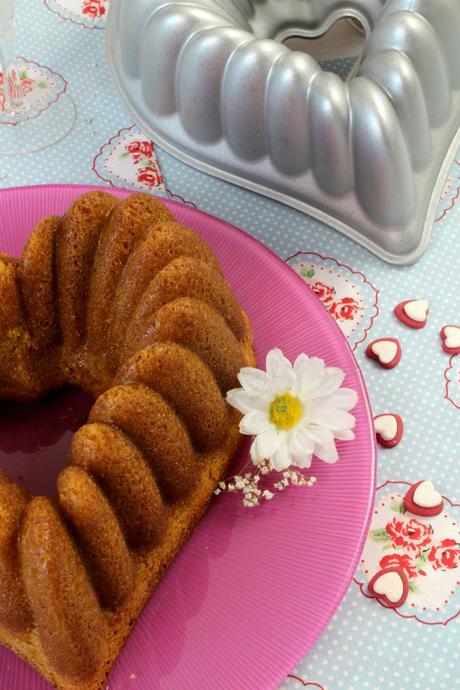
[372,341,397,364]
[440,325,460,353]
[403,299,428,323]
[374,415,397,441]
[373,571,404,603]
[413,480,442,508]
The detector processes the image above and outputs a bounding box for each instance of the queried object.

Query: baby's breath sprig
[214,459,317,508]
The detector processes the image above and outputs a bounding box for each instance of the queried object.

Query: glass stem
[0,4,23,115]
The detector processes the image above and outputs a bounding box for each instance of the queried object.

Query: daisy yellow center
[269,393,303,430]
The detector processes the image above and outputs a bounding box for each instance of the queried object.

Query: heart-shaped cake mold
[368,567,409,608]
[107,0,460,264]
[440,325,460,354]
[404,480,444,516]
[366,338,401,369]
[374,413,403,448]
[394,299,429,329]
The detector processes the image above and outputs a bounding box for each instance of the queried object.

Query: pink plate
[0,185,376,690]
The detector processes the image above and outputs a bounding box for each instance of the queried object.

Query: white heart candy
[444,326,460,349]
[375,415,397,441]
[372,341,397,364]
[413,480,442,508]
[373,571,404,603]
[404,299,428,322]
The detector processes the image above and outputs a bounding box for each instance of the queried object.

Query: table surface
[0,3,459,690]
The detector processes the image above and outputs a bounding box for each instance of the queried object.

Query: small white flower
[226,348,358,472]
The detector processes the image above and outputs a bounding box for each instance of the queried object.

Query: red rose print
[330,297,359,321]
[20,77,34,95]
[379,553,422,579]
[311,281,335,304]
[82,0,107,18]
[82,5,97,18]
[0,75,5,111]
[137,165,163,189]
[127,140,154,158]
[0,73,7,112]
[385,517,432,556]
[428,539,460,570]
[0,70,30,109]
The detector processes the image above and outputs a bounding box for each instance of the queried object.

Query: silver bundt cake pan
[107,0,460,264]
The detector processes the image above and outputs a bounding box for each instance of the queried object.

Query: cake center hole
[0,388,94,496]
[283,17,366,78]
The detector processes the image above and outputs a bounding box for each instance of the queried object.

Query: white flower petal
[293,352,310,371]
[311,407,356,432]
[314,367,346,398]
[334,428,355,441]
[266,348,292,378]
[226,388,268,414]
[288,429,314,457]
[314,438,339,463]
[266,369,297,397]
[288,431,314,468]
[237,367,267,392]
[326,387,358,411]
[249,438,260,464]
[239,410,271,435]
[270,440,292,471]
[250,427,283,463]
[296,356,327,396]
[291,453,313,469]
[301,424,334,446]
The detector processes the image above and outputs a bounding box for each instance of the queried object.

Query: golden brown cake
[0,192,254,690]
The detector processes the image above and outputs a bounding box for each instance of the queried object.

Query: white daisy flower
[226,348,358,472]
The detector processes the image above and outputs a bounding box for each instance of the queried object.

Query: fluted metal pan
[107,0,460,264]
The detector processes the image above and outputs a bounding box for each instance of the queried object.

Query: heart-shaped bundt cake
[0,192,254,689]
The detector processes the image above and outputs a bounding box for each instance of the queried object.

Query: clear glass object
[0,0,76,154]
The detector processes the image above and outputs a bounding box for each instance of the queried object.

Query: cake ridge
[57,191,118,356]
[114,342,229,451]
[70,421,167,551]
[122,254,246,363]
[137,296,245,392]
[85,194,173,363]
[57,464,135,611]
[88,381,199,500]
[0,471,32,636]
[106,220,222,372]
[19,496,108,682]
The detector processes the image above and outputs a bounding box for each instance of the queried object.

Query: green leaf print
[38,81,47,90]
[369,528,390,543]
[417,550,429,567]
[119,152,130,159]
[408,580,418,593]
[299,267,315,279]
[19,70,27,79]
[390,499,406,514]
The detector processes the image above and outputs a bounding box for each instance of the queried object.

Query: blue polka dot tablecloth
[1,2,459,690]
